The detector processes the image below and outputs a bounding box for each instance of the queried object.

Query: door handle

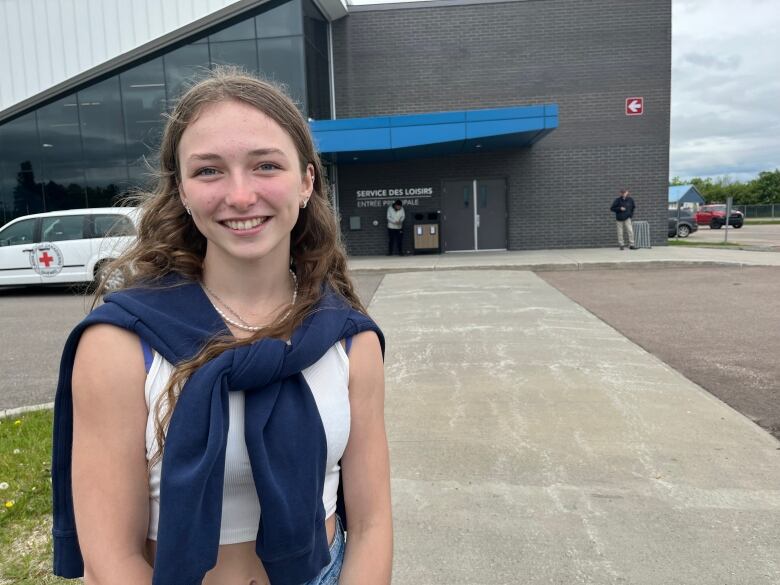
[476,214,480,228]
[22,248,34,253]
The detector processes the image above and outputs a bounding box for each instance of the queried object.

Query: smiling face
[177,99,314,269]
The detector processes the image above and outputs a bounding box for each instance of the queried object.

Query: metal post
[724,196,732,244]
[472,179,478,251]
[330,164,339,214]
[675,204,681,239]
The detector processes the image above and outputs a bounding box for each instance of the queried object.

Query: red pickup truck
[695,204,744,229]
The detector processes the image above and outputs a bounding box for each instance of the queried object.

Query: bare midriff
[145,514,337,585]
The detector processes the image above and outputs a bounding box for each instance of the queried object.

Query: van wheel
[94,261,125,291]
[677,224,691,238]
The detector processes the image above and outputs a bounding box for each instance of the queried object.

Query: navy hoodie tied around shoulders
[51,278,384,585]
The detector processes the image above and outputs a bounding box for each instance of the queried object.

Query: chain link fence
[732,204,779,218]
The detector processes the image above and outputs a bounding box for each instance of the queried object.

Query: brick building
[328,0,671,253]
[0,0,671,254]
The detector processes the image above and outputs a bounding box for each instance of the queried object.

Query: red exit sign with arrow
[626,97,644,116]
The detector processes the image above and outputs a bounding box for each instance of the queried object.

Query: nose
[224,173,257,210]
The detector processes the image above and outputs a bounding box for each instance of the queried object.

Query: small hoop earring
[301,199,309,209]
[184,205,192,216]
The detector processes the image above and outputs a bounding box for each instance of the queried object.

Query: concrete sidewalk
[367,265,780,584]
[349,245,780,274]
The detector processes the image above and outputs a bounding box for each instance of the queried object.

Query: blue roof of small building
[669,185,705,204]
[310,104,558,163]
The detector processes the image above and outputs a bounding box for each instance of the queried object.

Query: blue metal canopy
[310,104,558,163]
[669,185,705,205]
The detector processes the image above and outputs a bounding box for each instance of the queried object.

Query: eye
[194,167,219,177]
[257,162,281,172]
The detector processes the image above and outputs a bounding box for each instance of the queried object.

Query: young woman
[52,68,392,585]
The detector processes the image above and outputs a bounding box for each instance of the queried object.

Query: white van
[0,207,139,287]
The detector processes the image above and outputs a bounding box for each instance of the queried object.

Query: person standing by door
[610,188,636,250]
[387,199,405,256]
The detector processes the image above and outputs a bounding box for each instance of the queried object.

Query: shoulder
[78,322,140,350]
[73,325,145,394]
[349,329,382,355]
[347,330,384,387]
[75,323,143,365]
[344,309,385,358]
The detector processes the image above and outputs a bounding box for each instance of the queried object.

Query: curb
[349,260,757,274]
[0,402,54,420]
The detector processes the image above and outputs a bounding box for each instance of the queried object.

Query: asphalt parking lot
[2,263,779,584]
[0,287,93,410]
[540,266,780,440]
[2,266,779,444]
[0,274,386,412]
[679,222,780,250]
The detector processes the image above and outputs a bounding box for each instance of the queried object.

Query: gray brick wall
[331,0,671,253]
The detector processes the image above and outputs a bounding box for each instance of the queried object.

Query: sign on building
[625,97,644,116]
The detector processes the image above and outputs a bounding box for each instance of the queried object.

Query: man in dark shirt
[610,188,636,250]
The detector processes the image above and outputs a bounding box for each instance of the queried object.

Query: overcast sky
[348,0,780,182]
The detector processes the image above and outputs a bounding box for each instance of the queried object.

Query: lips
[221,217,269,231]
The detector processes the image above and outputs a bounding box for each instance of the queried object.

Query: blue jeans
[303,515,345,585]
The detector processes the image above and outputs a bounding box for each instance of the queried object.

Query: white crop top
[144,343,350,544]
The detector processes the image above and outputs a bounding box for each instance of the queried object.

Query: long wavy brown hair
[96,66,364,466]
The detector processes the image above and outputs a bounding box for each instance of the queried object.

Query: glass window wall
[256,1,302,38]
[37,96,87,211]
[121,58,166,180]
[0,113,45,220]
[0,0,329,221]
[210,18,256,43]
[79,77,127,169]
[210,40,259,75]
[303,0,331,120]
[164,43,211,102]
[258,36,306,106]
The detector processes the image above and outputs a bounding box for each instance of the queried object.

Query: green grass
[667,239,744,248]
[0,410,76,584]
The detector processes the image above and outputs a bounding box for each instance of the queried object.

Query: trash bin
[633,220,651,249]
[412,212,441,254]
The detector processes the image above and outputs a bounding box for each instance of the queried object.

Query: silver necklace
[201,269,298,332]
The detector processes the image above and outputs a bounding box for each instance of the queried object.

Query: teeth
[223,217,267,230]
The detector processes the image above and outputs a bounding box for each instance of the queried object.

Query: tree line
[670,169,780,205]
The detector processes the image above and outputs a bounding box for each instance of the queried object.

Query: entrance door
[441,180,476,251]
[476,179,507,250]
[442,179,507,251]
